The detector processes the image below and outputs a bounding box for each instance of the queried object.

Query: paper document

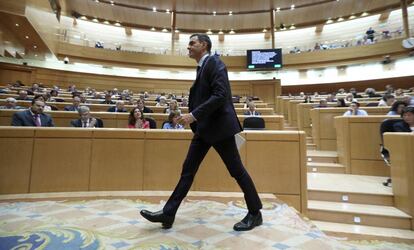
[235,133,246,150]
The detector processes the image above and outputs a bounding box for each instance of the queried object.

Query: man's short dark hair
[190,34,212,52]
[402,106,414,117]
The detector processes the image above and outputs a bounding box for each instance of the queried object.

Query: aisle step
[307,150,338,163]
[308,200,412,229]
[307,162,345,173]
[307,173,393,206]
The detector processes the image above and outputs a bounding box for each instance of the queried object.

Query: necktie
[33,114,41,127]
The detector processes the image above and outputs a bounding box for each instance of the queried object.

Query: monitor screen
[246,49,283,70]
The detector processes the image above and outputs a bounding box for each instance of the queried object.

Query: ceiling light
[262,28,268,32]
[35,54,38,57]
[25,35,29,39]
[162,28,168,32]
[114,22,121,26]
[33,45,37,49]
[349,14,356,19]
[94,0,99,2]
[166,9,170,13]
[290,24,296,29]
[150,27,156,31]
[361,12,369,16]
[174,29,179,33]
[276,7,280,12]
[15,23,19,27]
[218,30,224,35]
[229,29,235,34]
[103,20,110,24]
[110,1,114,5]
[229,11,233,16]
[337,17,344,22]
[326,19,333,24]
[206,29,213,35]
[291,4,295,10]
[152,7,157,12]
[21,52,25,55]
[80,16,87,20]
[212,11,216,16]
[92,18,99,22]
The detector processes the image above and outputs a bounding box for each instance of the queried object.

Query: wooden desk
[384,133,414,230]
[0,128,306,213]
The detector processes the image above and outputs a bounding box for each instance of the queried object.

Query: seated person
[314,99,328,108]
[156,96,168,107]
[101,93,115,104]
[33,95,53,111]
[378,94,395,107]
[180,97,188,107]
[165,100,181,115]
[16,90,31,101]
[128,107,150,129]
[387,101,407,116]
[0,97,24,110]
[107,100,128,112]
[344,93,355,103]
[64,96,81,111]
[162,111,184,130]
[244,102,261,116]
[11,99,54,127]
[343,101,368,116]
[337,98,347,107]
[392,106,414,132]
[71,106,103,128]
[49,89,64,102]
[136,98,153,113]
[349,88,362,98]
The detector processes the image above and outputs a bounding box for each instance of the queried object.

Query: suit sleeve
[11,113,23,126]
[191,58,228,121]
[47,116,55,127]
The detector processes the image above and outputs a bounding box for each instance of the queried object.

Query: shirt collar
[198,53,209,67]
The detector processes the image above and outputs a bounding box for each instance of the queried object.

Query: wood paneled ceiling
[62,0,411,32]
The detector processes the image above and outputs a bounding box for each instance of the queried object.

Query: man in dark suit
[141,34,262,231]
[136,98,153,113]
[393,106,414,132]
[11,99,54,127]
[71,106,104,128]
[64,96,81,111]
[243,102,261,116]
[107,100,128,112]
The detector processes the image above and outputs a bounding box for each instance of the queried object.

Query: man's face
[73,97,81,106]
[187,36,207,60]
[350,103,358,111]
[31,100,45,114]
[80,111,91,121]
[137,100,144,109]
[403,112,414,125]
[117,102,124,109]
[19,91,27,98]
[6,100,16,108]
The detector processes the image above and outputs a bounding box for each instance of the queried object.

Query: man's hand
[178,113,195,125]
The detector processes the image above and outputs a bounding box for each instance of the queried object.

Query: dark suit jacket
[189,55,242,144]
[393,121,412,132]
[107,106,128,112]
[71,118,104,128]
[243,111,261,116]
[11,109,54,127]
[64,105,79,111]
[142,106,153,113]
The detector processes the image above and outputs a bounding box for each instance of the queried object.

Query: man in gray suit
[11,99,54,127]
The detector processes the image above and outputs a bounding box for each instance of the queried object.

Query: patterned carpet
[0,195,413,250]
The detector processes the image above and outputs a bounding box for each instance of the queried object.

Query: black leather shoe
[140,209,175,229]
[233,211,262,231]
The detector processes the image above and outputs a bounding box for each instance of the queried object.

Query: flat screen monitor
[246,49,282,70]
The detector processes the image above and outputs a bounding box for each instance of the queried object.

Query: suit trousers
[163,134,263,216]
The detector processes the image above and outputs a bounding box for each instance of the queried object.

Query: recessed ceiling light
[206,29,213,35]
[33,45,37,49]
[80,16,87,20]
[174,29,179,33]
[25,35,29,39]
[326,19,333,24]
[150,27,156,31]
[94,0,99,2]
[92,18,99,22]
[291,5,295,10]
[15,23,19,27]
[361,12,369,16]
[162,28,168,32]
[166,9,170,13]
[110,1,114,5]
[103,20,109,24]
[229,29,235,34]
[114,22,121,26]
[276,7,280,12]
[218,30,224,35]
[152,7,157,12]
[212,11,216,16]
[290,24,296,29]
[349,14,356,19]
[228,11,233,16]
[337,17,344,22]
[262,28,267,32]
[35,54,38,57]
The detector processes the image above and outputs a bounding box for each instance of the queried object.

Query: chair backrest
[379,118,402,143]
[243,117,265,130]
[146,117,157,129]
[366,102,379,107]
